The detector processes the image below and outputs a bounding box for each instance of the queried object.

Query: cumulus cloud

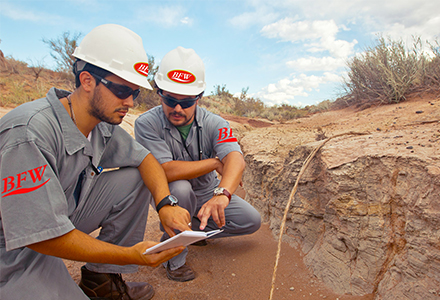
[254,72,342,106]
[261,18,357,60]
[257,0,440,41]
[229,4,279,28]
[286,57,346,72]
[139,5,192,28]
[180,17,193,26]
[240,0,439,107]
[261,19,338,42]
[1,2,52,22]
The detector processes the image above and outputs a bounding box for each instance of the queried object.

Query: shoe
[166,263,195,282]
[79,266,154,300]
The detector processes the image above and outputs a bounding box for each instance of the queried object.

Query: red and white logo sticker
[217,128,238,144]
[2,164,50,198]
[134,62,149,77]
[167,70,196,84]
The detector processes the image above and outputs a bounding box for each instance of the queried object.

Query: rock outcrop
[238,97,440,299]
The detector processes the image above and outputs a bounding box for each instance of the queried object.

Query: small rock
[290,287,295,291]
[406,146,413,149]
[416,110,424,114]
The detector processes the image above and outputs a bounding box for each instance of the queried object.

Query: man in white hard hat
[0,24,191,300]
[134,46,261,282]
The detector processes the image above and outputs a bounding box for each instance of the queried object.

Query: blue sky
[1,0,439,107]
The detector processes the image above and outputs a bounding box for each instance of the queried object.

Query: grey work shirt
[134,105,242,198]
[0,87,149,252]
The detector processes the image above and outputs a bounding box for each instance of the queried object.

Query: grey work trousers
[0,167,150,300]
[161,180,261,271]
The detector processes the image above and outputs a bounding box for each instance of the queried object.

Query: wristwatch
[213,187,231,201]
[156,195,179,212]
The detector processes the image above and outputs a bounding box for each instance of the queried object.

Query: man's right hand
[133,241,184,267]
[158,205,192,237]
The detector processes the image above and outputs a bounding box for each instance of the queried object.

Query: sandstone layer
[237,95,440,299]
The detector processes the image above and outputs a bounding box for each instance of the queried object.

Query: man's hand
[133,241,184,268]
[197,195,229,230]
[27,229,184,267]
[158,205,192,237]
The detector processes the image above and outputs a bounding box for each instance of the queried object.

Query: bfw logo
[1,165,50,198]
[217,128,238,144]
[134,62,149,77]
[168,70,196,84]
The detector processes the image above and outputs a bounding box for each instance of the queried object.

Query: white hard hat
[154,46,206,96]
[73,24,152,90]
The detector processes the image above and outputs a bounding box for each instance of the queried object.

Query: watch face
[214,187,225,195]
[168,195,178,205]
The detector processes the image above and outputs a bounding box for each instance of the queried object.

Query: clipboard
[143,229,223,255]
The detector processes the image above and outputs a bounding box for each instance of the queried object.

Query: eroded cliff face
[237,97,440,300]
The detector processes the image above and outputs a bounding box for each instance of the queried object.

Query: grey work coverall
[0,88,151,300]
[135,105,261,271]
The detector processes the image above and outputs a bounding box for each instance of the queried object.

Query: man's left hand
[197,196,229,230]
[158,205,192,237]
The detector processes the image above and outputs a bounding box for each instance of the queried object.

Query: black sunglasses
[92,73,141,100]
[157,90,200,109]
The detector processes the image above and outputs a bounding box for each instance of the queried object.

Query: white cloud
[261,19,338,42]
[180,17,193,26]
[229,4,279,29]
[1,2,51,22]
[254,72,342,106]
[287,56,346,72]
[139,5,192,28]
[262,0,440,41]
[261,18,357,59]
[379,17,440,42]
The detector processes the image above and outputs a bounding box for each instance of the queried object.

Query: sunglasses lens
[163,97,178,108]
[180,101,196,109]
[109,85,140,100]
[161,93,197,109]
[113,86,130,99]
[132,89,140,100]
[93,74,139,100]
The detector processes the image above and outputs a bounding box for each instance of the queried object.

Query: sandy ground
[64,208,373,300]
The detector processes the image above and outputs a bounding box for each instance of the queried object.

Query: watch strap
[215,188,231,201]
[222,188,231,201]
[156,195,176,212]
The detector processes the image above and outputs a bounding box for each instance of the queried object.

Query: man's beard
[89,89,127,125]
[169,111,194,127]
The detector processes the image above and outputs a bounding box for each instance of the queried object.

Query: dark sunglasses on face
[157,90,200,109]
[91,73,141,100]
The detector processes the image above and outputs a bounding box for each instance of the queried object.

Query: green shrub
[421,40,440,89]
[343,36,439,108]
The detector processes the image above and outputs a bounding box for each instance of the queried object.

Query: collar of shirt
[47,88,111,157]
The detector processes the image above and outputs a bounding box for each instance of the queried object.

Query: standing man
[0,24,190,300]
[134,46,261,282]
